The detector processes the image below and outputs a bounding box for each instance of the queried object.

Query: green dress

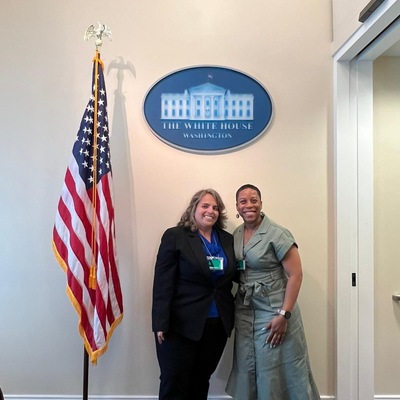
[226,216,320,400]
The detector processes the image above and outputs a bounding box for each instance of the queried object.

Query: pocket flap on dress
[267,288,285,308]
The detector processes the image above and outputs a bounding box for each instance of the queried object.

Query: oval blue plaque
[143,66,273,154]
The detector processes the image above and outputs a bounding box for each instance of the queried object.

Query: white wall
[0,0,333,397]
[332,0,365,52]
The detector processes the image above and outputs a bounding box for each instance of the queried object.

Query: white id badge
[236,259,246,270]
[207,256,224,270]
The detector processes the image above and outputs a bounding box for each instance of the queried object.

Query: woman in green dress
[226,184,320,400]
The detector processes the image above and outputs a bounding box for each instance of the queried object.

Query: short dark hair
[178,189,228,231]
[235,184,262,202]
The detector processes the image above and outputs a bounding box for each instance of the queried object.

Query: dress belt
[238,269,285,306]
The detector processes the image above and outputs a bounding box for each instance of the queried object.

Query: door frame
[334,1,400,399]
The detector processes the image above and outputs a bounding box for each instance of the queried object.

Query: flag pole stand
[80,23,112,400]
[83,347,89,400]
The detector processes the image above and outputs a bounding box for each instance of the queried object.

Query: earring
[260,211,265,217]
[236,213,240,218]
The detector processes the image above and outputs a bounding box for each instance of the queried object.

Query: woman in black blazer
[152,188,236,400]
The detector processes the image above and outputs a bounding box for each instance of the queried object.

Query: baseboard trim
[375,396,400,400]
[11,394,400,399]
[3,395,339,400]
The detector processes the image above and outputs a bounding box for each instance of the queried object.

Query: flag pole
[83,348,89,400]
[81,22,112,400]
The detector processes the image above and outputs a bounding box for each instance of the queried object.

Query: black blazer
[152,225,236,341]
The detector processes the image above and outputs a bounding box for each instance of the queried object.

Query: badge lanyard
[236,236,247,271]
[199,231,224,271]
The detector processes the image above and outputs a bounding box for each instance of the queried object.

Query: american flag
[52,52,123,364]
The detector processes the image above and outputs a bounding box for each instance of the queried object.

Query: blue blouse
[199,228,227,317]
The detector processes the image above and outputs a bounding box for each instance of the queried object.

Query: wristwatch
[278,309,291,319]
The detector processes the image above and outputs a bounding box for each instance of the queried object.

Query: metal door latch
[392,293,400,302]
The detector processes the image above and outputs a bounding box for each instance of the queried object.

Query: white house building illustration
[161,82,254,121]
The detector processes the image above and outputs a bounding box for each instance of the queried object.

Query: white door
[334,6,400,399]
[373,54,400,397]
